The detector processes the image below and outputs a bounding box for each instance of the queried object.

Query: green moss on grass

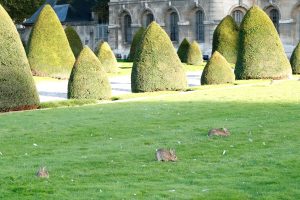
[131,22,187,92]
[27,5,75,79]
[65,26,83,58]
[187,41,203,65]
[212,15,239,64]
[177,38,190,63]
[68,46,111,100]
[0,5,39,112]
[39,99,98,109]
[201,51,235,85]
[235,6,292,80]
[96,41,119,73]
[290,42,300,74]
[128,27,145,61]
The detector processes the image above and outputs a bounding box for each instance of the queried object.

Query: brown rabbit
[36,167,49,178]
[156,149,177,162]
[208,128,230,137]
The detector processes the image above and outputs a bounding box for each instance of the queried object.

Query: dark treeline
[0,0,109,23]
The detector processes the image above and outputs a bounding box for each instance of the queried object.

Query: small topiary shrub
[187,41,203,65]
[131,22,187,92]
[68,46,111,100]
[212,15,239,64]
[201,51,235,85]
[27,5,75,79]
[290,42,300,74]
[0,4,39,112]
[95,41,119,73]
[235,6,291,80]
[177,38,190,63]
[128,27,145,61]
[65,26,83,58]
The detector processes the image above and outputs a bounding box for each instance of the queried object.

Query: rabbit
[156,149,177,162]
[208,128,230,137]
[36,167,49,178]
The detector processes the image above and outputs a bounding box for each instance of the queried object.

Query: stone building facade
[108,0,300,57]
[22,0,300,58]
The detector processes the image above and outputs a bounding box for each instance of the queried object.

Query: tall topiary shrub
[68,46,111,100]
[128,27,145,61]
[212,15,239,64]
[177,38,190,63]
[235,6,291,80]
[187,41,203,65]
[290,42,300,74]
[27,5,75,79]
[201,51,235,85]
[65,26,83,58]
[95,41,119,73]
[0,5,39,112]
[131,22,187,92]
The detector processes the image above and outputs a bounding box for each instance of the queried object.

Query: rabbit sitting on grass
[156,149,177,162]
[36,167,49,178]
[208,128,230,137]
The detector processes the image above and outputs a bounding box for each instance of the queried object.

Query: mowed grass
[109,62,205,77]
[0,80,299,199]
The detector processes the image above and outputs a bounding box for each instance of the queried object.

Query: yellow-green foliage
[290,42,300,74]
[187,41,203,65]
[96,41,118,73]
[65,26,83,58]
[0,5,39,112]
[131,22,187,92]
[177,38,190,63]
[128,27,145,61]
[212,15,239,64]
[27,5,75,79]
[68,47,111,100]
[235,6,291,80]
[201,51,235,85]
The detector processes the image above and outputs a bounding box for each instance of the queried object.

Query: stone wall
[108,0,300,57]
[19,0,300,58]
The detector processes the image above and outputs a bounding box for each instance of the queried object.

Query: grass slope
[0,80,299,199]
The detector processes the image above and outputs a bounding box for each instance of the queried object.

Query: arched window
[146,13,154,27]
[170,12,179,42]
[269,9,280,33]
[232,10,244,25]
[196,10,205,42]
[124,14,132,43]
[142,11,154,27]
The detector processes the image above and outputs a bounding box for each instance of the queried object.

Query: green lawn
[108,62,205,77]
[33,62,205,81]
[0,80,299,199]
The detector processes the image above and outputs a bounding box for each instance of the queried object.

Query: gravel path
[37,71,202,102]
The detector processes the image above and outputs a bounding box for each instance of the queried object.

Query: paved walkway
[37,71,202,102]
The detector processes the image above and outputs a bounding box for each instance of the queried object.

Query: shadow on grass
[0,99,299,199]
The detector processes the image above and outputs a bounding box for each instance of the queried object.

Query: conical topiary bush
[68,46,111,100]
[131,22,187,92]
[177,38,190,63]
[212,15,239,64]
[187,41,203,65]
[201,51,235,85]
[96,41,119,73]
[27,5,75,79]
[0,5,39,112]
[235,6,291,80]
[65,26,83,58]
[128,27,145,61]
[290,42,300,74]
